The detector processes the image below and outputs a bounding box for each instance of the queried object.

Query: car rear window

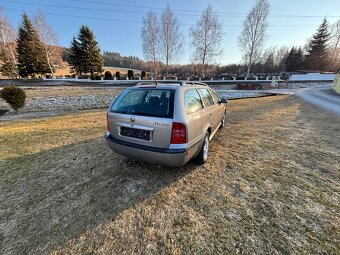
[184,89,203,114]
[110,88,175,118]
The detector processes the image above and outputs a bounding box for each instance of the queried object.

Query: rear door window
[209,89,220,104]
[110,89,174,118]
[199,88,214,107]
[184,89,203,114]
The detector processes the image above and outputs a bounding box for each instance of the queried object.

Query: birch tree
[190,5,222,76]
[33,10,60,76]
[238,0,270,77]
[330,19,340,71]
[0,8,17,74]
[142,11,159,76]
[159,4,183,75]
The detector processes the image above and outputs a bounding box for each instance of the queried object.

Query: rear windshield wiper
[111,110,168,118]
[132,112,166,117]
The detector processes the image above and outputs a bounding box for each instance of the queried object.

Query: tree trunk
[202,58,205,78]
[153,56,157,77]
[246,65,250,77]
[166,59,169,76]
[202,47,207,77]
[330,36,340,70]
[247,53,253,77]
[45,47,54,76]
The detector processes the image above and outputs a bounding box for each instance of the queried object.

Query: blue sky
[2,0,340,65]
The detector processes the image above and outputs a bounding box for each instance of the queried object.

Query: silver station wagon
[105,81,227,167]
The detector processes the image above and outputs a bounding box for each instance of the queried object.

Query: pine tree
[285,47,304,72]
[68,25,103,77]
[67,37,81,74]
[285,47,295,71]
[295,47,305,70]
[304,18,330,71]
[16,13,50,77]
[263,53,275,73]
[0,51,17,77]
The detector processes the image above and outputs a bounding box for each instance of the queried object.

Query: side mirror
[218,98,228,104]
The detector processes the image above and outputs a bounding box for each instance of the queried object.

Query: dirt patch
[0,96,339,254]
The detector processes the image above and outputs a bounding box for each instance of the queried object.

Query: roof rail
[180,81,208,86]
[136,81,159,86]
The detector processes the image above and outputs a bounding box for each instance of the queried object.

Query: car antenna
[153,77,158,85]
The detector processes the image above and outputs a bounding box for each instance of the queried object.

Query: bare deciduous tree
[190,5,222,76]
[275,46,290,72]
[238,0,270,77]
[274,46,289,64]
[0,8,17,65]
[33,10,61,75]
[142,11,159,76]
[159,4,183,76]
[247,45,290,74]
[330,19,340,71]
[259,46,275,64]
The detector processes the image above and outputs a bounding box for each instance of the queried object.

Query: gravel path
[216,90,273,99]
[0,82,333,121]
[0,86,121,121]
[24,94,115,112]
[296,86,340,115]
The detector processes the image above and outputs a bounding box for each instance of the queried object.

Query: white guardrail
[43,73,336,83]
[42,77,283,84]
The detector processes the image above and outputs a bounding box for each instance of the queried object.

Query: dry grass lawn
[0,110,106,160]
[0,95,339,255]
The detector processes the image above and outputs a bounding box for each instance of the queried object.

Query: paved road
[295,86,340,115]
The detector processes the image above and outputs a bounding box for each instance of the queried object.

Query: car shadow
[0,137,197,255]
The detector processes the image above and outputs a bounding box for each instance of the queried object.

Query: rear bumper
[104,132,188,167]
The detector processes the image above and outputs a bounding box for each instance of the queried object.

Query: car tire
[194,132,210,165]
[219,112,226,129]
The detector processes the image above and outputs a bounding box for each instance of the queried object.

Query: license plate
[120,127,151,141]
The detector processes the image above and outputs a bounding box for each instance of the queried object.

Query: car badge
[130,116,135,122]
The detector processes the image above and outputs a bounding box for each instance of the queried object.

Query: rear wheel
[194,132,209,165]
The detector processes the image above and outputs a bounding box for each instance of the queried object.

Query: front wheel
[194,132,210,165]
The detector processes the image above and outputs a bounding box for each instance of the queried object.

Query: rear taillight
[171,122,186,144]
[106,112,110,131]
